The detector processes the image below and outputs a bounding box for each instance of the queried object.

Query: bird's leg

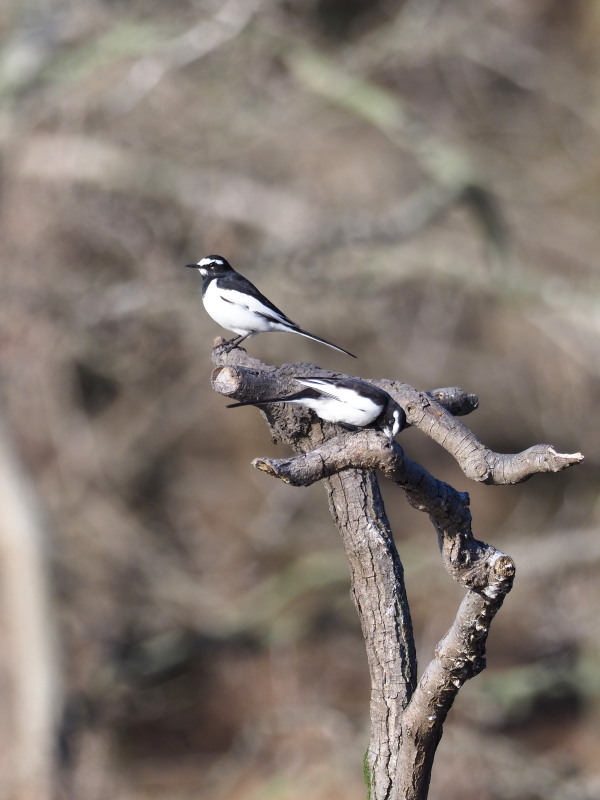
[234,333,252,347]
[219,334,244,352]
[221,332,253,352]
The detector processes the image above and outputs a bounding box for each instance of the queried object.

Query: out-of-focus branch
[284,46,508,256]
[12,132,505,257]
[14,134,315,244]
[107,0,267,113]
[0,418,62,800]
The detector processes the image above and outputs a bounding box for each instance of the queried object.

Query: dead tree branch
[210,340,583,800]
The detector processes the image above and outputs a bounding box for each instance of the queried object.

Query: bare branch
[211,344,584,484]
[425,386,479,417]
[210,343,579,800]
[107,0,267,113]
[253,430,514,591]
[394,583,512,800]
[212,346,419,794]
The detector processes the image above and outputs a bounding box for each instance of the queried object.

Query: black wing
[217,273,298,328]
[293,376,389,403]
[227,388,320,408]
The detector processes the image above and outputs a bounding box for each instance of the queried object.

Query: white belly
[202,280,288,336]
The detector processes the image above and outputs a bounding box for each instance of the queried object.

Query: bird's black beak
[185,263,198,269]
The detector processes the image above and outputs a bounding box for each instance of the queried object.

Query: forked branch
[210,340,582,800]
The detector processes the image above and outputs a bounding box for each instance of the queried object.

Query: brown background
[0,1,598,798]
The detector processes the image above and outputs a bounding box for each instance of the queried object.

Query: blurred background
[0,1,599,798]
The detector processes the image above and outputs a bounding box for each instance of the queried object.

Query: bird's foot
[214,335,243,352]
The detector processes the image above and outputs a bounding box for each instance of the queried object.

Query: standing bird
[227,376,405,441]
[185,255,355,357]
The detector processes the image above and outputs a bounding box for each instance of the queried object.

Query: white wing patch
[202,281,291,335]
[295,379,381,426]
[297,379,379,413]
[219,287,289,322]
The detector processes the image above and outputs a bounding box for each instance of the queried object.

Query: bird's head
[382,402,406,441]
[185,255,233,277]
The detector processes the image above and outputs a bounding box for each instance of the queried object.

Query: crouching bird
[227,376,405,441]
[185,255,355,357]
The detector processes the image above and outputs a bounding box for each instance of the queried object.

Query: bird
[226,376,405,441]
[185,255,355,357]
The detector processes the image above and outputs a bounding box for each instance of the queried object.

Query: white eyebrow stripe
[199,257,224,267]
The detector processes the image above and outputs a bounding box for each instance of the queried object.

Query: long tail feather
[226,391,305,409]
[291,327,356,358]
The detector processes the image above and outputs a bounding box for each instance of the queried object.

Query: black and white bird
[185,255,355,357]
[227,376,405,441]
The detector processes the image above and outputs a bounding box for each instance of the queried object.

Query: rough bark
[210,339,583,800]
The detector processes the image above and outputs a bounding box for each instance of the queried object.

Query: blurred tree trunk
[0,419,62,800]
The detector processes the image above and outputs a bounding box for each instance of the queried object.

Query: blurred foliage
[0,0,599,799]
